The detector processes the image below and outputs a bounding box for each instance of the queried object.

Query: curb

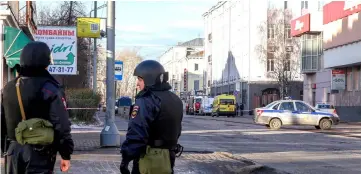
[219,152,289,174]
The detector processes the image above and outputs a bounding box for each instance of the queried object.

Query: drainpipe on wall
[247,0,251,111]
[0,20,3,90]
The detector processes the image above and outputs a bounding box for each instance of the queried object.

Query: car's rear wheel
[319,118,332,130]
[269,118,282,130]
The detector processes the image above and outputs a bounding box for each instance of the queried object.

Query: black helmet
[20,41,51,68]
[134,60,168,87]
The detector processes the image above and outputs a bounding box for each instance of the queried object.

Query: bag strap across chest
[16,78,26,121]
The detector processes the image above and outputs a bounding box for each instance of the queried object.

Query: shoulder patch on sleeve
[61,97,67,110]
[131,105,139,118]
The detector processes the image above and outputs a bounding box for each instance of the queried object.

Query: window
[195,98,202,103]
[208,80,211,87]
[267,24,275,39]
[285,53,291,71]
[284,1,288,9]
[285,25,291,39]
[194,63,199,71]
[301,34,323,72]
[318,1,323,11]
[295,102,312,112]
[265,101,278,108]
[208,55,212,62]
[354,66,359,90]
[301,1,308,9]
[279,102,295,111]
[194,80,199,91]
[267,52,275,72]
[220,99,234,105]
[272,103,280,110]
[346,67,352,91]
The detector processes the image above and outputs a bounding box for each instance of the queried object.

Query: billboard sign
[77,17,101,38]
[291,13,310,37]
[35,26,77,75]
[331,69,346,90]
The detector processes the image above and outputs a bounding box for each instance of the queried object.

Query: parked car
[315,103,337,115]
[254,99,340,130]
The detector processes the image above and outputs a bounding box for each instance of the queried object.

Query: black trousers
[5,142,56,174]
[131,151,176,174]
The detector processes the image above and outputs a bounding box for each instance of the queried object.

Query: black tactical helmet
[20,41,51,68]
[134,60,168,87]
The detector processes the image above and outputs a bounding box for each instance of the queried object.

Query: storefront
[292,1,361,122]
[323,1,361,122]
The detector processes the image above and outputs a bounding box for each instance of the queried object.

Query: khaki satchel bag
[14,78,55,145]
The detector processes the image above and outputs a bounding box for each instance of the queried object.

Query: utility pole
[100,0,120,147]
[93,1,98,93]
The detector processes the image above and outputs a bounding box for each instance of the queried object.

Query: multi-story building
[292,1,361,122]
[158,38,204,97]
[0,1,37,89]
[203,1,321,111]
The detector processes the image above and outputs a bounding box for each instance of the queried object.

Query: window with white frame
[301,1,309,9]
[285,53,291,71]
[194,63,199,71]
[267,52,275,72]
[301,34,323,71]
[285,24,291,39]
[268,24,275,39]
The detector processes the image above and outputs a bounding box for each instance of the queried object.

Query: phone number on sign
[48,67,74,73]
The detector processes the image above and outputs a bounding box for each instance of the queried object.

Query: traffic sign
[115,61,123,81]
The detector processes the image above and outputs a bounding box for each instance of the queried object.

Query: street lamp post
[100,1,120,147]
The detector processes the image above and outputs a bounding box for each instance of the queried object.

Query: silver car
[254,100,340,130]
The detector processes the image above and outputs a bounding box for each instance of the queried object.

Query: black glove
[120,160,130,174]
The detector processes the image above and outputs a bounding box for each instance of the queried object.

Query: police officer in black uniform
[1,41,74,173]
[120,60,183,174]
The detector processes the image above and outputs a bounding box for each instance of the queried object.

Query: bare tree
[114,48,143,98]
[256,8,301,98]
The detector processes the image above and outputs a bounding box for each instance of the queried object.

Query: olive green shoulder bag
[15,77,55,145]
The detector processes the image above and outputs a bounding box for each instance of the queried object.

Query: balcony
[0,2,37,38]
[18,1,37,40]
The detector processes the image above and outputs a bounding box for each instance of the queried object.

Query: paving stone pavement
[51,152,284,174]
[1,152,283,174]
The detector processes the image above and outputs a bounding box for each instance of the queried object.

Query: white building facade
[159,38,204,98]
[203,1,321,110]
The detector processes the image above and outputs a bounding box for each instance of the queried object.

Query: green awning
[4,26,32,68]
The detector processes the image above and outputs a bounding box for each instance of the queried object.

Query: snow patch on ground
[71,112,104,130]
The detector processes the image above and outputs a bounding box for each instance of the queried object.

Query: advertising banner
[331,69,346,90]
[77,17,101,38]
[35,26,77,75]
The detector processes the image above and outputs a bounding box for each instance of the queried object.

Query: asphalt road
[180,114,361,174]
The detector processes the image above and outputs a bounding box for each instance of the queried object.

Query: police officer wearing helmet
[1,41,74,173]
[120,60,183,174]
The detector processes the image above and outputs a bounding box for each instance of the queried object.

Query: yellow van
[211,94,236,117]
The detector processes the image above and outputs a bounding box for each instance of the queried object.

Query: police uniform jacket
[121,82,183,161]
